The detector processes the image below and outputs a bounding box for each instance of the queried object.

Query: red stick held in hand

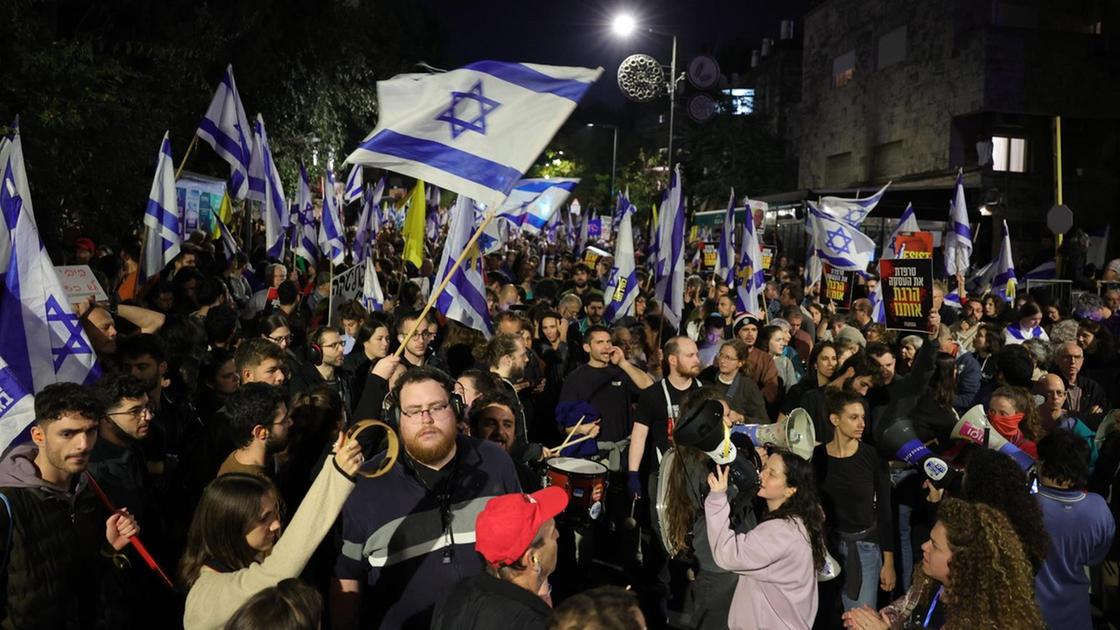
[83,471,174,588]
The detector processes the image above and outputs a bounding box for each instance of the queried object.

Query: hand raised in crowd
[371,355,402,381]
[707,464,730,493]
[332,431,365,478]
[105,509,140,551]
[841,605,890,630]
[606,345,625,365]
[923,479,945,503]
[927,309,941,334]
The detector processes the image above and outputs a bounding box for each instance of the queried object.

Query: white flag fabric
[0,155,101,397]
[293,162,319,264]
[344,165,364,204]
[353,177,386,264]
[362,257,385,312]
[0,118,37,275]
[318,168,346,265]
[882,203,918,260]
[944,171,973,275]
[346,61,602,209]
[142,132,182,281]
[818,181,890,227]
[735,196,766,316]
[658,165,686,331]
[992,219,1017,301]
[433,196,493,336]
[715,189,736,285]
[195,65,254,201]
[807,201,876,272]
[603,193,637,323]
[248,115,288,259]
[0,355,36,455]
[496,178,579,234]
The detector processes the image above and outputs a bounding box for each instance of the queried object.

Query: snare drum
[545,457,608,522]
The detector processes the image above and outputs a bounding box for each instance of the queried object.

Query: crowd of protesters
[2,216,1118,630]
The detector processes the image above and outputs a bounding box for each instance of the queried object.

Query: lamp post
[586,123,619,200]
[612,14,678,175]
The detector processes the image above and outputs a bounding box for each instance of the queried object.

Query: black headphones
[382,367,464,429]
[308,342,323,367]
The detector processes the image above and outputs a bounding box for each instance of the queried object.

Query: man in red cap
[431,487,568,629]
[73,236,95,263]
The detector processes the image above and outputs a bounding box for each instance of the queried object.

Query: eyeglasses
[321,341,345,350]
[268,334,292,344]
[400,401,451,420]
[108,406,154,420]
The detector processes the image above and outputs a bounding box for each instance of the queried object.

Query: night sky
[418,0,809,117]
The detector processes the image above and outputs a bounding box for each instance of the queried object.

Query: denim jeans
[891,468,917,592]
[837,540,882,611]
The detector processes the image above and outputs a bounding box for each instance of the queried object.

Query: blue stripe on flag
[514,179,579,194]
[197,118,247,167]
[465,61,593,102]
[358,130,522,194]
[951,221,972,239]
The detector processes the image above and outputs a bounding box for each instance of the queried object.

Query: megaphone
[880,419,957,488]
[732,408,817,461]
[952,405,1036,472]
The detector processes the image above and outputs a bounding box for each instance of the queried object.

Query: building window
[871,140,905,180]
[825,152,853,187]
[877,26,907,69]
[832,50,855,88]
[991,136,1027,172]
[720,88,755,115]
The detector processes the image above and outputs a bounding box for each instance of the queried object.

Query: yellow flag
[210,191,234,241]
[403,179,426,271]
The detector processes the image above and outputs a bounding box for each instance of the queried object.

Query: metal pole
[610,125,619,200]
[1053,115,1064,275]
[667,33,677,175]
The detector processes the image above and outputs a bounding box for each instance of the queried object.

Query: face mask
[987,409,1024,436]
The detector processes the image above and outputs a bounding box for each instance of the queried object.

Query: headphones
[382,367,464,429]
[308,342,323,367]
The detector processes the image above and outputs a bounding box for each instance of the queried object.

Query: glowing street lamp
[610,13,678,173]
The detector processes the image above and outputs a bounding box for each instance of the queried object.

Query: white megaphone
[951,405,1036,472]
[732,408,817,461]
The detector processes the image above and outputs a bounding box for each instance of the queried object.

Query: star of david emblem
[45,295,93,372]
[844,207,865,223]
[826,227,853,254]
[435,80,501,139]
[477,231,497,253]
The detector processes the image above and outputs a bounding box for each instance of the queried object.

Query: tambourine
[345,419,400,479]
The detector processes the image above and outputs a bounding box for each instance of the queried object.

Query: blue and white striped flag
[0,117,36,275]
[496,178,579,234]
[715,189,736,285]
[991,219,1017,301]
[344,165,364,204]
[248,115,288,259]
[868,279,886,322]
[318,167,346,265]
[658,165,686,331]
[735,195,766,315]
[345,61,602,210]
[807,201,876,272]
[476,204,507,255]
[0,355,36,454]
[142,132,182,281]
[293,162,319,264]
[195,65,254,201]
[944,170,972,276]
[361,257,385,312]
[1023,260,1056,281]
[0,156,101,399]
[883,203,918,260]
[353,177,385,264]
[818,181,890,227]
[603,192,637,323]
[576,208,589,256]
[434,196,494,336]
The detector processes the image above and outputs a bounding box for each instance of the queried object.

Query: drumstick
[555,415,587,452]
[552,432,596,453]
[83,472,174,588]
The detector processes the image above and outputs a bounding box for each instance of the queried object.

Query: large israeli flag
[346,61,602,210]
[248,115,288,259]
[142,132,182,281]
[344,165,364,204]
[944,171,972,275]
[0,117,35,275]
[361,257,385,312]
[818,181,890,227]
[496,178,579,233]
[603,192,637,323]
[0,156,101,396]
[353,177,385,264]
[658,165,686,330]
[195,65,254,201]
[318,167,346,265]
[807,201,876,272]
[992,220,1017,301]
[293,162,319,263]
[735,196,766,315]
[882,203,918,260]
[715,189,736,285]
[0,355,36,454]
[434,196,493,336]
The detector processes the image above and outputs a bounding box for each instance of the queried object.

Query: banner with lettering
[893,231,934,259]
[880,258,934,331]
[823,263,854,309]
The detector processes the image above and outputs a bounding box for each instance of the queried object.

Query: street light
[611,13,678,176]
[586,123,619,200]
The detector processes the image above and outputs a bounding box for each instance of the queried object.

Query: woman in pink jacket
[705,449,827,629]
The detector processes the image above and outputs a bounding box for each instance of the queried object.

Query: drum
[545,457,608,522]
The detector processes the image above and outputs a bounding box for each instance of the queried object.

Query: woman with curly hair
[986,386,1043,457]
[705,448,827,629]
[843,498,1044,629]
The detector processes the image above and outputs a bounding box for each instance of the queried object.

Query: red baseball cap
[74,237,95,252]
[475,487,568,566]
